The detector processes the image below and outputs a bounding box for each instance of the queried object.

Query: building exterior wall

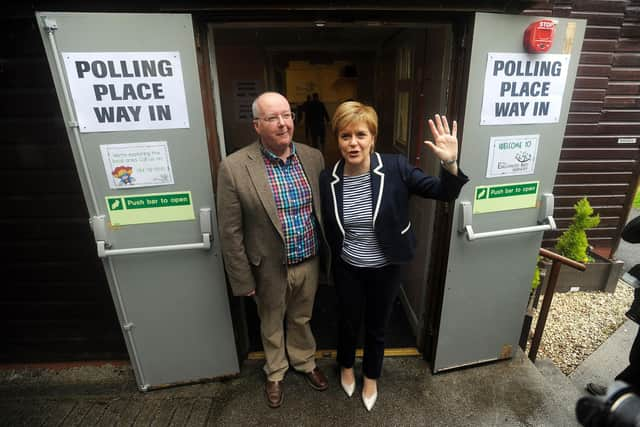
[2,1,638,362]
[524,1,640,257]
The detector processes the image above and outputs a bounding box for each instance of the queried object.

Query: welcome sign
[480,52,570,125]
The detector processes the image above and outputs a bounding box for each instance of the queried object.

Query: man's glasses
[254,112,295,124]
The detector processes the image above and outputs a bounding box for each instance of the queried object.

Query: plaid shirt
[261,143,318,264]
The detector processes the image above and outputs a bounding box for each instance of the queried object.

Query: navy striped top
[341,173,389,268]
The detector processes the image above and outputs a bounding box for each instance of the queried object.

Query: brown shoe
[304,367,329,391]
[265,380,284,408]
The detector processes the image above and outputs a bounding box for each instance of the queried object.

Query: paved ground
[565,205,640,396]
[568,205,640,392]
[0,351,580,427]
[570,319,638,390]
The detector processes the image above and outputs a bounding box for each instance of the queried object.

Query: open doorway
[209,23,455,357]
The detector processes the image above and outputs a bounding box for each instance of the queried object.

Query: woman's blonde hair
[331,101,378,140]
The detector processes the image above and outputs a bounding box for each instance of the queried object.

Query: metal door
[36,12,239,389]
[434,13,585,372]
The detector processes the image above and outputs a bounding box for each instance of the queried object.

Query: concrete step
[535,358,584,414]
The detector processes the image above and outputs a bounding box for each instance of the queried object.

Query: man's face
[253,93,294,152]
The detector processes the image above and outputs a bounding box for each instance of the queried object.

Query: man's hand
[245,289,256,297]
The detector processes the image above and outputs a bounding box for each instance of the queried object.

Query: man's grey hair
[251,98,261,119]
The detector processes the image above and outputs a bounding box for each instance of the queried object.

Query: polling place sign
[62,52,190,132]
[481,53,570,125]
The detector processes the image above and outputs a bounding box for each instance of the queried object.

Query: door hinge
[42,17,58,33]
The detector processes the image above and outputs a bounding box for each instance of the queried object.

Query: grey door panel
[36,12,239,389]
[434,13,585,372]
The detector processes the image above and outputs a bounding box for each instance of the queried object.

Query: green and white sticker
[106,191,195,225]
[473,181,538,214]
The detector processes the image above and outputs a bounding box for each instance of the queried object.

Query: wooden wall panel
[610,68,640,80]
[557,160,635,172]
[570,11,626,27]
[562,135,636,147]
[568,112,601,123]
[572,89,607,102]
[573,1,627,13]
[556,194,629,207]
[622,23,640,37]
[577,64,612,77]
[570,100,604,111]
[574,76,610,89]
[554,183,631,196]
[604,96,640,108]
[556,172,633,184]
[602,110,640,121]
[607,82,640,95]
[526,0,640,257]
[585,26,621,38]
[560,148,638,160]
[582,39,618,51]
[580,52,614,64]
[613,53,640,66]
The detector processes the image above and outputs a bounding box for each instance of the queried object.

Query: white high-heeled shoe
[362,390,378,411]
[340,377,355,397]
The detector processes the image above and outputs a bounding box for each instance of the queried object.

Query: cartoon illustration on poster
[111,166,136,185]
[100,141,174,189]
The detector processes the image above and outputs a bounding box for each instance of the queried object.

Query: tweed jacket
[319,152,469,264]
[216,141,329,308]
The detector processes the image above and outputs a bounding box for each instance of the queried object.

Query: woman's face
[338,122,375,170]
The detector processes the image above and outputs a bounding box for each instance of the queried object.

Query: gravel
[528,280,634,375]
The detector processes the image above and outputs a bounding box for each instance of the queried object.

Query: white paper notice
[486,134,539,178]
[481,53,570,125]
[100,141,174,189]
[62,52,190,132]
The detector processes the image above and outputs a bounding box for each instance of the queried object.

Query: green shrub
[531,197,600,290]
[531,256,541,290]
[555,197,600,263]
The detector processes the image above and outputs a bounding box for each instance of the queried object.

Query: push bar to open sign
[90,208,212,258]
[459,194,557,241]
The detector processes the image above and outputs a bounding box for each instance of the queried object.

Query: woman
[319,101,468,411]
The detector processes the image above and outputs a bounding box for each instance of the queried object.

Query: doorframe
[196,15,473,362]
[421,14,474,368]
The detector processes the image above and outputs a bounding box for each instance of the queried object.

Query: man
[305,93,330,151]
[298,94,312,141]
[217,92,329,408]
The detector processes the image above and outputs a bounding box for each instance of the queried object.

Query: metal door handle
[459,194,557,241]
[91,208,213,258]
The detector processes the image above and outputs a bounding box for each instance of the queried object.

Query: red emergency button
[523,19,556,53]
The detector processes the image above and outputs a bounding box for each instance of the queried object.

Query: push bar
[459,194,557,241]
[91,208,212,258]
